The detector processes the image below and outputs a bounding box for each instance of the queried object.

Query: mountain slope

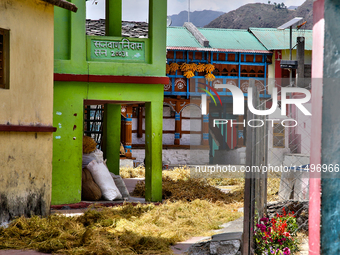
[205,0,313,30]
[170,10,224,27]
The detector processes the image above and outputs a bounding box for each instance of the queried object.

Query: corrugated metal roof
[249,27,313,50]
[167,46,271,54]
[166,27,202,48]
[198,28,268,51]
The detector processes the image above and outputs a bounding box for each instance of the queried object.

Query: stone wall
[132,149,209,165]
[212,147,246,165]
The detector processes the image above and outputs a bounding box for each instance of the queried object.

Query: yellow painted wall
[268,49,312,94]
[0,0,54,125]
[0,0,54,221]
[281,49,312,64]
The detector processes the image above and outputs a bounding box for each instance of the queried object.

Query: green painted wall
[54,0,167,76]
[52,82,164,205]
[52,82,86,204]
[103,104,122,176]
[52,0,167,204]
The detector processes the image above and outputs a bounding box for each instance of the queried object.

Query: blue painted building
[162,24,273,164]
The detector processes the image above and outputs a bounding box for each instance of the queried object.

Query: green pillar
[149,0,167,67]
[144,101,163,202]
[105,0,122,37]
[103,104,121,175]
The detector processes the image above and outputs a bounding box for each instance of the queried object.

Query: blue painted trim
[164,92,187,96]
[203,115,209,122]
[264,62,267,95]
[124,145,132,149]
[126,118,132,121]
[203,133,209,140]
[188,92,271,98]
[165,91,270,98]
[186,77,190,99]
[174,133,180,139]
[238,52,241,89]
[175,113,181,121]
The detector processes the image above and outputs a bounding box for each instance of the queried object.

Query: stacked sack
[82,136,129,201]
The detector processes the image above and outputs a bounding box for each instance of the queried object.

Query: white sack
[110,173,130,200]
[82,149,104,168]
[87,160,122,200]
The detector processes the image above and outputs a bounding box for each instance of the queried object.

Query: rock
[188,232,242,255]
[86,19,149,38]
[210,232,242,255]
[210,240,241,255]
[188,241,211,255]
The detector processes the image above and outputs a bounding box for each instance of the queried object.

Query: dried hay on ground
[0,200,242,255]
[120,165,146,178]
[132,177,244,204]
[121,166,244,187]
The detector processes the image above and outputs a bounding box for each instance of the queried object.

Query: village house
[249,27,312,167]
[0,0,77,224]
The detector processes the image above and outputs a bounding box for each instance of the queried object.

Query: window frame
[0,28,9,89]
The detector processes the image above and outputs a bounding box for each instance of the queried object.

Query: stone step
[188,232,242,255]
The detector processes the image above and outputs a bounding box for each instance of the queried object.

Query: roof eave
[41,0,77,12]
[167,46,272,54]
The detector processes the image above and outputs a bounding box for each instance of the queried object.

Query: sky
[86,0,307,21]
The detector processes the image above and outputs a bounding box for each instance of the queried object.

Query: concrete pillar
[296,37,305,88]
[103,104,121,175]
[105,0,122,37]
[144,101,163,202]
[321,0,340,252]
[309,2,324,254]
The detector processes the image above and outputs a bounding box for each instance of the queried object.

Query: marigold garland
[205,64,215,73]
[168,62,217,81]
[184,71,195,79]
[188,63,197,72]
[205,72,216,82]
[169,62,179,72]
[196,63,206,72]
[180,63,191,72]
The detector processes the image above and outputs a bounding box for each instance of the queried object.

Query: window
[0,28,9,89]
[273,122,285,148]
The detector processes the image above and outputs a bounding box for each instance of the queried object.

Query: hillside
[205,0,313,30]
[170,10,224,27]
